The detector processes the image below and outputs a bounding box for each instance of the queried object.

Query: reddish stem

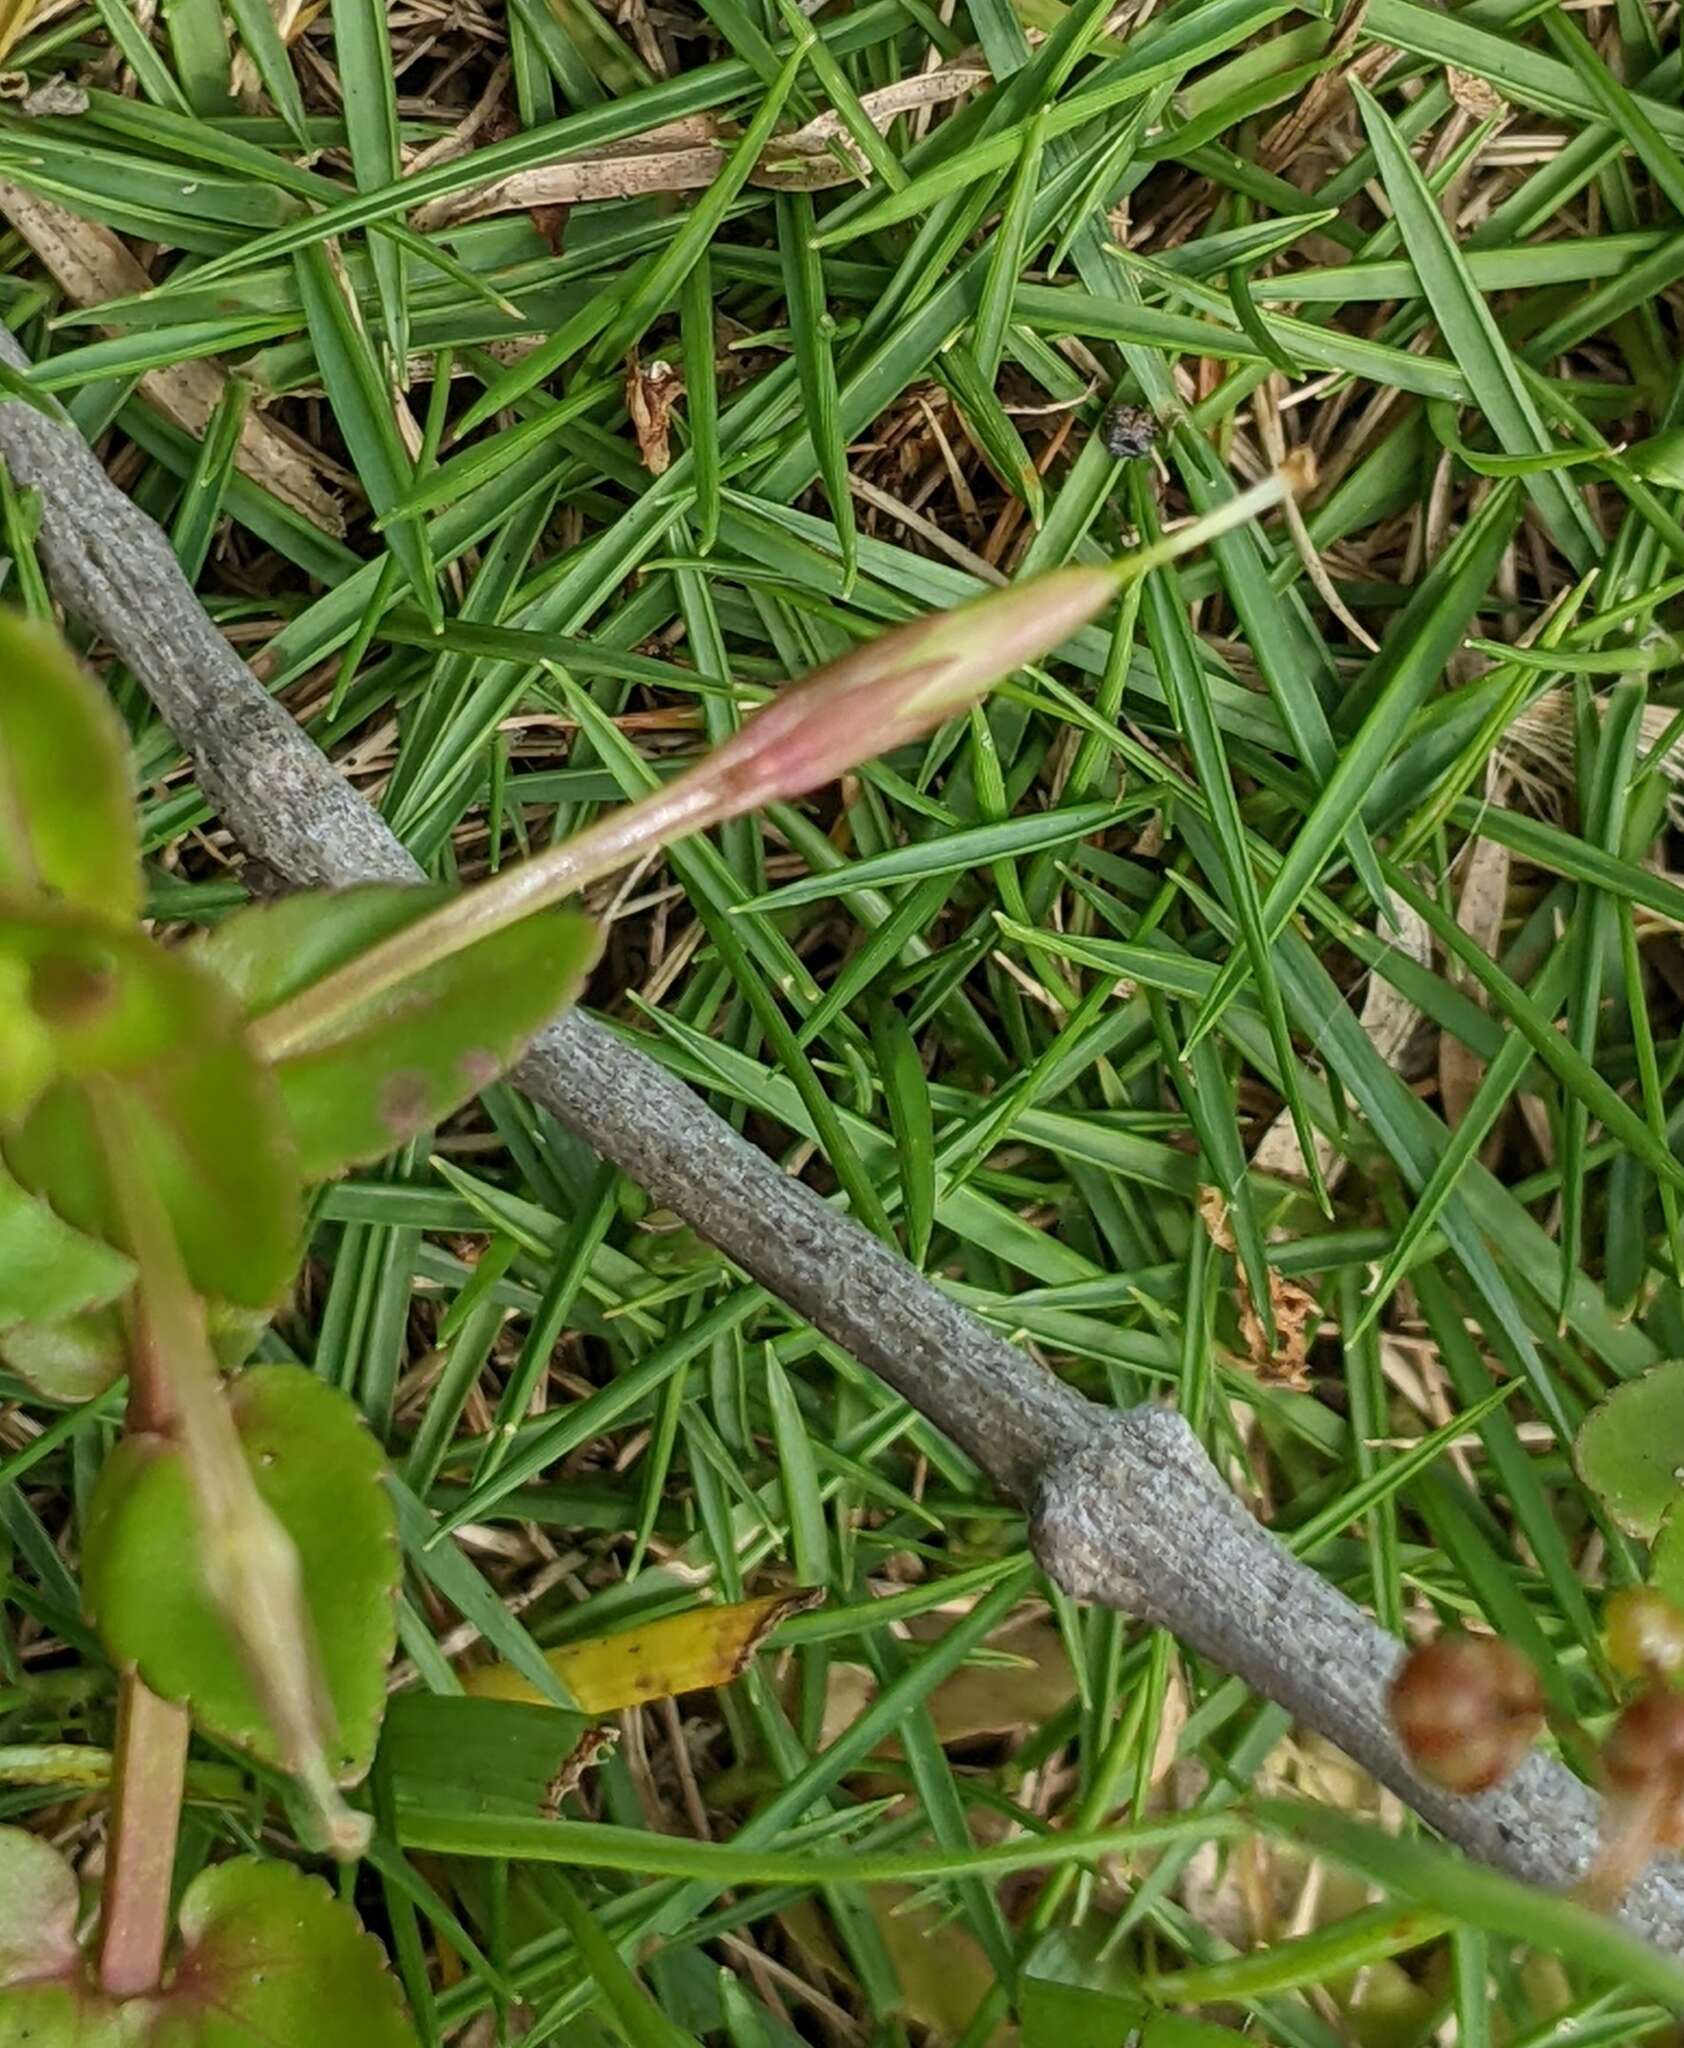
[124,1304,176,1438]
[90,1080,367,1859]
[95,1161,189,1999]
[98,1673,189,1998]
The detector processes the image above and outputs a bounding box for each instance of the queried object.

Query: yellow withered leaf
[465,1589,821,1711]
[0,0,42,66]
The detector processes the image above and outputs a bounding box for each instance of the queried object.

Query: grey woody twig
[2,329,1681,1949]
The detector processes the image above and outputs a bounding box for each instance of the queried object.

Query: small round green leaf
[207,1299,272,1369]
[1574,1359,1684,1539]
[0,1308,126,1403]
[0,1297,268,1405]
[84,1366,398,1781]
[0,916,300,1309]
[0,1837,418,2045]
[0,610,139,922]
[0,1158,132,1332]
[1021,1975,1146,2048]
[0,1828,80,1989]
[0,1133,135,1403]
[168,1858,418,2043]
[197,883,601,1179]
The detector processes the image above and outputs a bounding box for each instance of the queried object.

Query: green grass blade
[1352,80,1601,569]
[1186,481,1520,1052]
[777,191,857,595]
[330,0,408,376]
[294,241,438,625]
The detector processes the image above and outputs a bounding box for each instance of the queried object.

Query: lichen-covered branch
[2,329,1680,1948]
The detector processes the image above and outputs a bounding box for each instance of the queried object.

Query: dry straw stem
[0,183,346,535]
[407,60,997,230]
[2,331,1682,1951]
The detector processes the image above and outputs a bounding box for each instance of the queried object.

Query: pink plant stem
[248,769,724,1060]
[89,1083,367,1858]
[94,1178,191,1999]
[124,1281,177,1438]
[98,1673,189,1999]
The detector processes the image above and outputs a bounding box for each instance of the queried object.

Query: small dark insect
[1099,400,1158,461]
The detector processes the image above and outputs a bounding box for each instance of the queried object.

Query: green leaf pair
[0,609,599,1391]
[0,1828,419,2045]
[0,1157,134,1398]
[0,613,300,1340]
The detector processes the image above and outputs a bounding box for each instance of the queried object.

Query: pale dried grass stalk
[409,59,993,229]
[0,182,346,535]
[1501,689,1684,829]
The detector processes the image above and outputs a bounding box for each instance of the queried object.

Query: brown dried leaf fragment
[1238,1271,1320,1391]
[1199,1186,1319,1390]
[410,59,994,232]
[1446,66,1506,120]
[0,71,87,114]
[1197,1183,1238,1256]
[228,0,306,100]
[625,352,684,476]
[539,1723,619,1819]
[529,203,571,255]
[1256,1,1385,173]
[412,141,729,232]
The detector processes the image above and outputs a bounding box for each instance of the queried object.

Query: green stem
[250,769,723,1061]
[88,1082,368,1859]
[97,1674,189,1999]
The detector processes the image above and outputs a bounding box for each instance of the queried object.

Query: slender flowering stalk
[89,1083,370,1861]
[253,457,1311,1061]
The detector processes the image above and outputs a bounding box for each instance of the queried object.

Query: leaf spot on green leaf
[457,1048,500,1090]
[27,949,115,1028]
[379,1070,430,1138]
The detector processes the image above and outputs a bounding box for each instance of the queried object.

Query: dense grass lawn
[5,0,1684,2038]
